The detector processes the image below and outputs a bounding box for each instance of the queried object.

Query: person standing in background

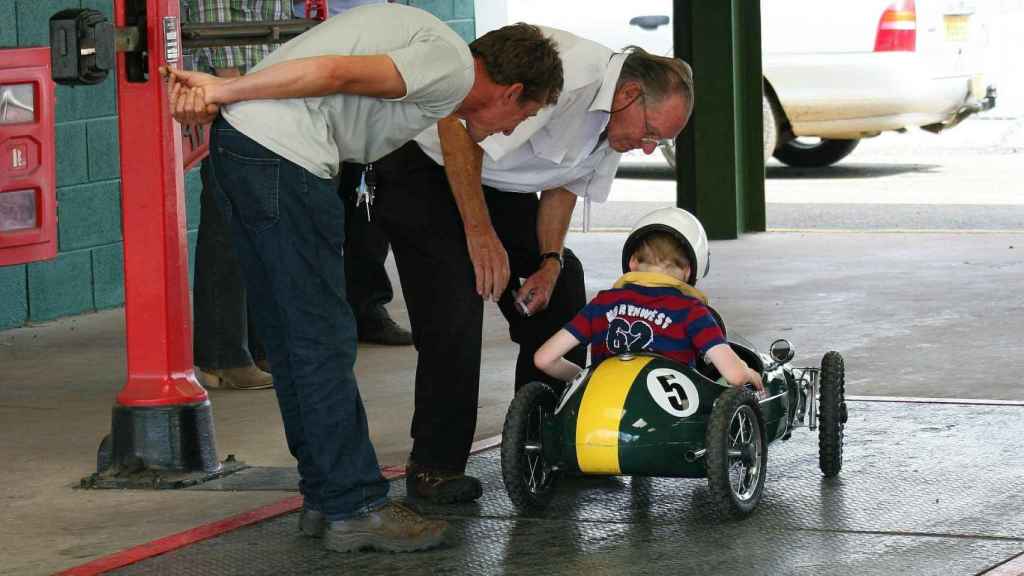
[294,0,415,346]
[184,0,292,390]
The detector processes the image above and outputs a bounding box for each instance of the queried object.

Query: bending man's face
[464,94,546,141]
[607,89,690,154]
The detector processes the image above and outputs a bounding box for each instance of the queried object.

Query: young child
[534,207,763,391]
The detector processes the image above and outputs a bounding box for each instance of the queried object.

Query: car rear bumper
[769,52,993,139]
[921,84,997,133]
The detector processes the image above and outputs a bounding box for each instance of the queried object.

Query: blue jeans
[208,117,389,520]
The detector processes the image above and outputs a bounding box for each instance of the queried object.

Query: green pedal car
[500,338,847,517]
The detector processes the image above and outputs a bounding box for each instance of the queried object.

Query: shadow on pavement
[766,163,941,179]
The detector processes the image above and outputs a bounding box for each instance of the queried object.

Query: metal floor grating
[114,401,1024,575]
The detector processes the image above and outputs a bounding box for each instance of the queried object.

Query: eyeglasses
[639,91,674,148]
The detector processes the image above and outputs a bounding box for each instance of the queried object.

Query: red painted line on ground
[54,437,501,575]
[53,495,305,576]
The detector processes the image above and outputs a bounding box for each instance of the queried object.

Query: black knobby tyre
[501,382,559,511]
[774,138,860,168]
[818,351,846,477]
[705,387,768,517]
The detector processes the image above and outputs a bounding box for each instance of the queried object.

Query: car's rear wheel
[762,93,778,164]
[660,92,779,169]
[774,137,860,167]
[501,381,559,511]
[705,387,767,517]
[817,351,847,477]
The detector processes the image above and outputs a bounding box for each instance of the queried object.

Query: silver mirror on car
[628,15,670,31]
[769,339,795,364]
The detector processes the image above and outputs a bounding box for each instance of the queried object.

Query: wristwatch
[539,251,563,270]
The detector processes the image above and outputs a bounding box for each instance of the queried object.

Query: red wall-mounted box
[0,47,57,266]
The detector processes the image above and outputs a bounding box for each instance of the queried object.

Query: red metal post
[81,0,232,485]
[114,0,205,408]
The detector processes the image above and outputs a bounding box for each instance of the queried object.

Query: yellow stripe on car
[575,355,653,474]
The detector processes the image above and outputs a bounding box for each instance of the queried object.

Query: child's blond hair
[631,231,691,272]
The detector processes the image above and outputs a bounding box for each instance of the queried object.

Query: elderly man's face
[606,83,690,154]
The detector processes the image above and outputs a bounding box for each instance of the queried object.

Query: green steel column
[673,0,765,239]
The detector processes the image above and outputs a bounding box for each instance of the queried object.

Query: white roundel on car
[646,368,699,418]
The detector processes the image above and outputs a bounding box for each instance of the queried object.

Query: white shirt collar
[589,53,628,113]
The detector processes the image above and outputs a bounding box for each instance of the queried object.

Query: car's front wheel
[818,351,847,478]
[660,93,779,169]
[774,137,860,167]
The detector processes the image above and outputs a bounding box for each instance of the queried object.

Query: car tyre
[501,381,560,511]
[818,351,846,477]
[660,91,781,170]
[774,137,860,167]
[762,93,778,164]
[705,387,768,517]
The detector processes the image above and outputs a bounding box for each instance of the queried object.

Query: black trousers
[374,142,587,472]
[192,158,264,368]
[339,162,395,325]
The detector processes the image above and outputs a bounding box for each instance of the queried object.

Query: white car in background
[506,0,996,167]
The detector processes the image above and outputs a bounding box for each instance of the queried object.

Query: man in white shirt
[165,5,563,553]
[372,27,694,503]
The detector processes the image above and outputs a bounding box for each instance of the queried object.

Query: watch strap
[540,251,563,270]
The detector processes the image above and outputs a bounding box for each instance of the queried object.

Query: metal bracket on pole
[51,8,318,86]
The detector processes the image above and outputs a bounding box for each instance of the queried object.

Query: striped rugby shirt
[565,272,726,367]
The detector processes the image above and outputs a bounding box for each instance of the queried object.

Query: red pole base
[116,371,208,407]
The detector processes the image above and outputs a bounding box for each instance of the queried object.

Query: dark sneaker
[298,508,326,538]
[358,316,413,346]
[406,465,483,504]
[323,501,447,553]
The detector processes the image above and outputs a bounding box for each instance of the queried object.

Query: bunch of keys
[355,164,376,221]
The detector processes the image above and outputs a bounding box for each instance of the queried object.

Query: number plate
[944,14,969,42]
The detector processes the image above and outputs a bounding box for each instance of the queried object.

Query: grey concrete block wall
[0,266,28,328]
[26,250,93,322]
[57,181,122,251]
[92,243,125,310]
[0,0,474,330]
[0,3,17,48]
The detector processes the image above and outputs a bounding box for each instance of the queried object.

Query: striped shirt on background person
[182,0,293,73]
[566,283,726,368]
[292,0,384,19]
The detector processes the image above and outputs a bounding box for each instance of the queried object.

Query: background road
[575,113,1024,232]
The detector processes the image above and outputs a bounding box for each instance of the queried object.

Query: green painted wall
[0,0,474,330]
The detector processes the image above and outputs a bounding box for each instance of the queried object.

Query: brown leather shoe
[323,501,446,553]
[358,316,413,346]
[196,365,273,390]
[406,463,483,504]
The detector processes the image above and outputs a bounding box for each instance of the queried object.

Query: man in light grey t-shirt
[164,4,563,554]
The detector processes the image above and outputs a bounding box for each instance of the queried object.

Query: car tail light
[874,0,917,52]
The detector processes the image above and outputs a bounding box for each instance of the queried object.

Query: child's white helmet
[621,206,710,286]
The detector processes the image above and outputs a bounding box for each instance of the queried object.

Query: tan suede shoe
[196,365,273,390]
[324,501,447,553]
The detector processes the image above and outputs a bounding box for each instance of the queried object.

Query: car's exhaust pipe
[684,449,706,463]
[922,85,997,133]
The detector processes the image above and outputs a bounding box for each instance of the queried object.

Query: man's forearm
[216,55,405,104]
[537,187,577,256]
[437,116,493,234]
